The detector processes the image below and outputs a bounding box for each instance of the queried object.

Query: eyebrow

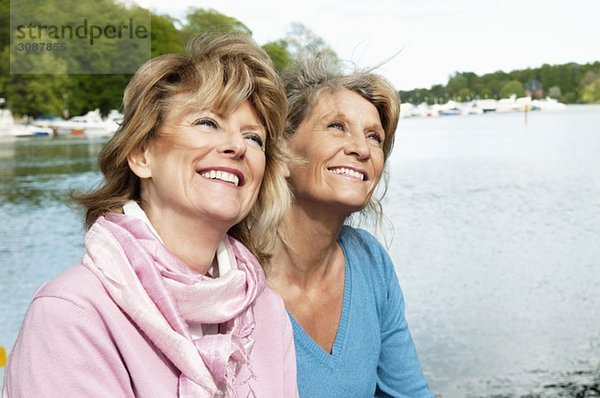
[320,111,345,121]
[240,123,266,134]
[366,123,385,133]
[321,112,384,132]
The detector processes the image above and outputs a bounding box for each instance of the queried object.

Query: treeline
[0,0,334,117]
[2,0,600,118]
[401,61,600,105]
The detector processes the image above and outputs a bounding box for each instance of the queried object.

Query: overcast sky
[133,0,600,91]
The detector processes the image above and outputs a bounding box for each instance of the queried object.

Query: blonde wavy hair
[72,32,290,266]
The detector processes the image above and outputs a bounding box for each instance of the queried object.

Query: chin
[199,205,247,227]
[331,199,369,215]
[214,212,246,225]
[335,194,370,207]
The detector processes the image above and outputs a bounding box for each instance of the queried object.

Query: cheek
[287,165,310,195]
[251,154,267,184]
[371,157,385,182]
[289,134,316,158]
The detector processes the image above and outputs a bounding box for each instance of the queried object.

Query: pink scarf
[82,214,265,397]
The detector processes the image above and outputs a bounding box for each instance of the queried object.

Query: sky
[132,0,600,91]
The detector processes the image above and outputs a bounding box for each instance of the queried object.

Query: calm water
[1,106,599,396]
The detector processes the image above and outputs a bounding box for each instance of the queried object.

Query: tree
[5,74,69,116]
[457,88,471,101]
[500,80,524,98]
[151,14,184,57]
[429,84,447,103]
[181,8,251,43]
[0,0,9,49]
[262,40,292,73]
[447,73,468,98]
[581,71,600,103]
[66,74,130,116]
[283,22,338,62]
[548,86,562,99]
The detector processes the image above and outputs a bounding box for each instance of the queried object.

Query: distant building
[525,79,544,99]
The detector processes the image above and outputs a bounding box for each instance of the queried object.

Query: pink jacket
[3,264,298,397]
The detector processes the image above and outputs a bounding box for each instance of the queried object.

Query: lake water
[1,106,599,396]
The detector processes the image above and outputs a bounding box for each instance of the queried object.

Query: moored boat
[1,109,53,138]
[46,109,121,137]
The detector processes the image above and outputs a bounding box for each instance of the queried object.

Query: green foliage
[447,73,468,97]
[262,40,292,73]
[151,14,184,57]
[1,0,154,116]
[0,0,9,49]
[2,3,337,116]
[581,71,600,103]
[457,88,471,101]
[181,8,251,43]
[5,74,68,116]
[500,80,524,98]
[401,62,600,104]
[548,86,562,99]
[283,22,339,68]
[66,74,130,116]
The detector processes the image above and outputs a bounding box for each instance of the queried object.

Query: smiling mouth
[328,167,365,181]
[199,170,240,186]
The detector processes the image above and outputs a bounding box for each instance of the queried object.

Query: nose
[344,135,370,160]
[218,132,247,159]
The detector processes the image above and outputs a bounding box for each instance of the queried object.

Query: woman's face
[132,96,267,229]
[287,89,385,215]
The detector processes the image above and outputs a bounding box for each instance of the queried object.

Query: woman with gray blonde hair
[3,33,298,398]
[268,56,433,397]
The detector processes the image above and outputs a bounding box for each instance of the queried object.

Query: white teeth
[330,167,365,180]
[200,170,240,186]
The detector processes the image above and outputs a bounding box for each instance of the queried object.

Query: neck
[271,200,346,285]
[145,206,228,275]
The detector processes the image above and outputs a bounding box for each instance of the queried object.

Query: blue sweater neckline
[287,235,353,367]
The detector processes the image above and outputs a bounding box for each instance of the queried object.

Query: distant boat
[473,99,498,113]
[532,97,567,111]
[0,109,52,138]
[438,100,462,116]
[47,109,121,137]
[458,101,484,115]
[398,96,566,119]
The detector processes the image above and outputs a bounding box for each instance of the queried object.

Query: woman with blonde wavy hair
[3,33,298,398]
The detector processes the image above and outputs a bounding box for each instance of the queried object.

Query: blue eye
[327,122,345,130]
[193,118,218,129]
[245,133,265,149]
[367,132,383,145]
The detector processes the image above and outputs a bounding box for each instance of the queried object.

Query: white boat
[515,96,534,111]
[531,97,566,111]
[400,102,415,118]
[495,95,519,113]
[438,100,463,116]
[50,109,120,137]
[472,99,498,113]
[462,101,484,115]
[0,109,53,138]
[394,95,565,119]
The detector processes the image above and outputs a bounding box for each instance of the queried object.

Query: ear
[127,145,153,179]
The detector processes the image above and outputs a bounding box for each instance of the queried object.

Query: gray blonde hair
[282,55,400,225]
[72,32,290,266]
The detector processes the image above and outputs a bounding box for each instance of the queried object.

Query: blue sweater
[291,226,433,397]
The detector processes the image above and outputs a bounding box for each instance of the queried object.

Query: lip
[196,166,245,187]
[327,165,369,181]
